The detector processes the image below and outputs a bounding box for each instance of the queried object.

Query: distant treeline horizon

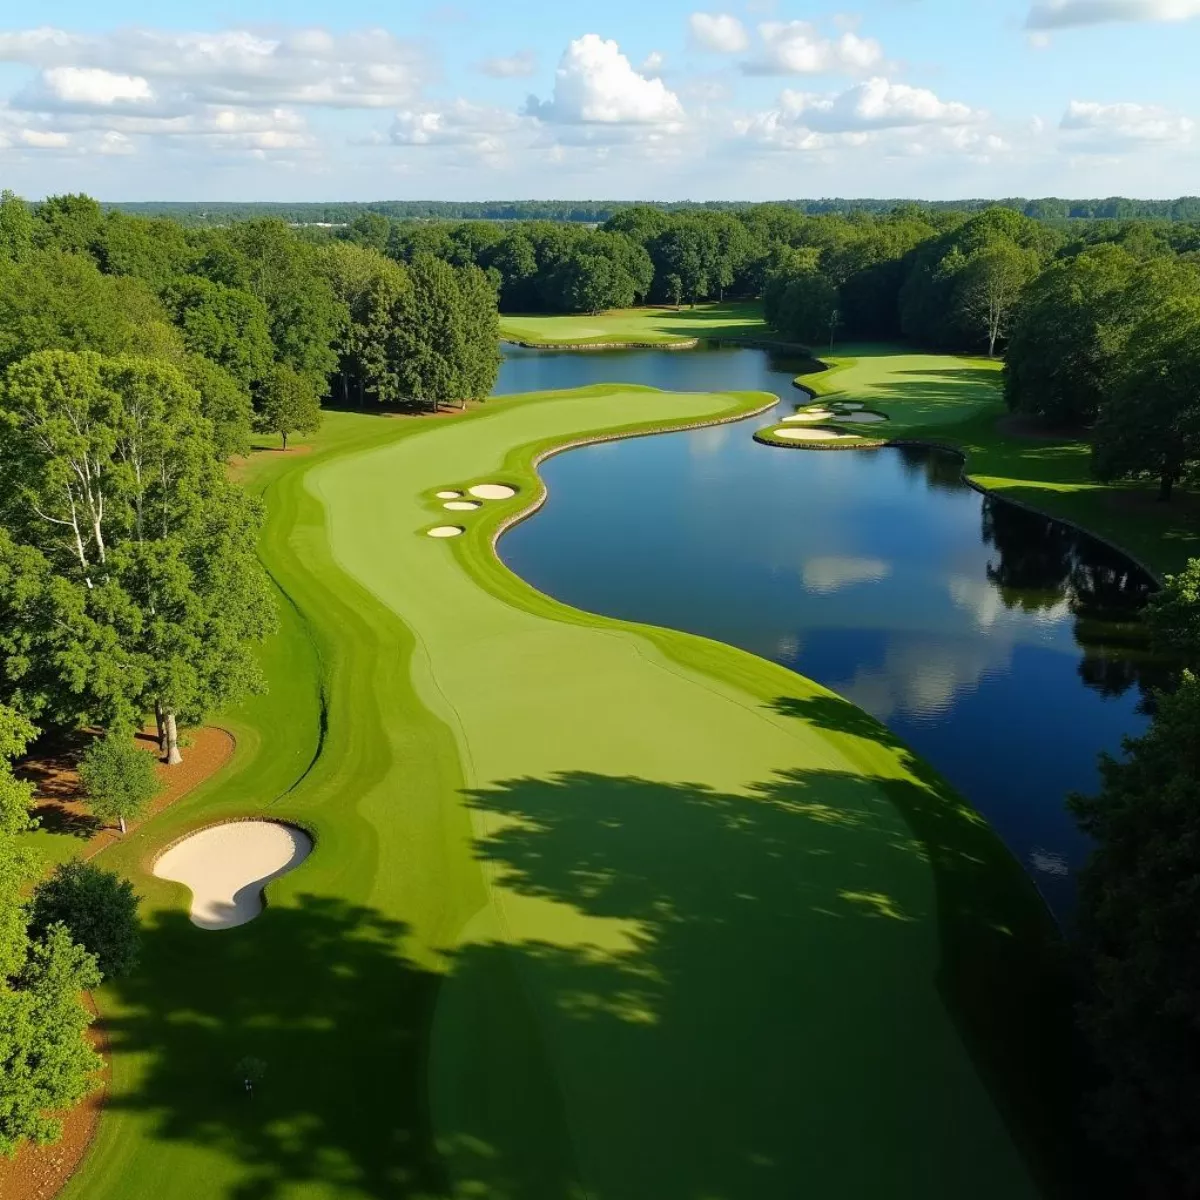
[101,196,1200,227]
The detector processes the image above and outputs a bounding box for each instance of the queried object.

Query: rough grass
[792,345,1200,578]
[498,301,773,347]
[44,383,1074,1200]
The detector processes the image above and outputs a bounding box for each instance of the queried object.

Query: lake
[494,342,1163,919]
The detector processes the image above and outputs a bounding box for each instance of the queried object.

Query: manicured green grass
[53,383,1072,1200]
[498,301,772,347]
[789,345,1200,578]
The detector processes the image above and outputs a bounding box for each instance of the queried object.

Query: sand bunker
[153,821,312,930]
[443,500,481,511]
[468,484,517,500]
[836,402,865,411]
[427,526,464,538]
[783,410,835,423]
[837,411,888,424]
[435,490,462,500]
[773,427,862,442]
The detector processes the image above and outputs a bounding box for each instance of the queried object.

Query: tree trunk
[1160,473,1175,502]
[282,431,289,452]
[118,815,126,835]
[164,710,183,766]
[988,328,998,358]
[155,699,167,754]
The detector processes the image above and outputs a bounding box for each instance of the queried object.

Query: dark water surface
[495,343,1163,918]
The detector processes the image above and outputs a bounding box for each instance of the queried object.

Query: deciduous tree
[78,730,162,834]
[31,861,140,979]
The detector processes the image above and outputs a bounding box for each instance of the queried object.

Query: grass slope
[57,385,1069,1200]
[782,345,1200,578]
[498,301,771,347]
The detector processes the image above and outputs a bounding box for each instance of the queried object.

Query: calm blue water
[494,343,1162,919]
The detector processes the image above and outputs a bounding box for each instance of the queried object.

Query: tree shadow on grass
[104,898,451,1200]
[104,755,1092,1199]
[450,759,1086,1200]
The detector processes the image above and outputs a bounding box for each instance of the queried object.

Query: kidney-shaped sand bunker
[153,821,312,930]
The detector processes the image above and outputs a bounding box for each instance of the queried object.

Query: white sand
[443,501,481,511]
[468,484,517,500]
[153,821,312,930]
[435,490,462,500]
[783,410,835,423]
[772,427,862,442]
[837,412,888,424]
[427,526,464,538]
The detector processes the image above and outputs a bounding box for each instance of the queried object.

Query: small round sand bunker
[773,427,863,442]
[837,411,888,424]
[443,501,481,511]
[153,821,312,930]
[783,410,835,423]
[435,490,462,500]
[468,484,517,500]
[427,526,464,538]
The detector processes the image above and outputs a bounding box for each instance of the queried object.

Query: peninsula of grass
[498,300,781,348]
[39,379,1077,1200]
[775,345,1200,578]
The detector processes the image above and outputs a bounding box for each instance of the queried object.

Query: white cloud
[391,100,525,157]
[640,50,666,76]
[477,50,537,78]
[1027,0,1200,27]
[29,66,154,108]
[526,34,685,125]
[688,13,750,53]
[1061,99,1195,144]
[779,78,980,132]
[0,26,428,109]
[746,21,884,75]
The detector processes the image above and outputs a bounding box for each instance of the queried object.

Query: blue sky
[0,0,1197,200]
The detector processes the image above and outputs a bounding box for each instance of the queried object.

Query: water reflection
[494,346,1168,917]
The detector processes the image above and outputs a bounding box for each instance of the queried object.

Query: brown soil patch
[19,725,236,860]
[0,997,109,1200]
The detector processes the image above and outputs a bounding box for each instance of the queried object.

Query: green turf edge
[785,349,1199,581]
[55,383,1081,1200]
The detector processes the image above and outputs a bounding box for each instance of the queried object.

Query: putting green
[60,383,1065,1200]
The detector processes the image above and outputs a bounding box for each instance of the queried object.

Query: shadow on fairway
[106,750,1086,1199]
[105,898,450,1200]
[452,751,1086,1199]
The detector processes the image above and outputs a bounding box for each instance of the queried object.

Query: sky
[0,0,1197,201]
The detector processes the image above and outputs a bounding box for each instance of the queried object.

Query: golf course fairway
[63,383,1069,1200]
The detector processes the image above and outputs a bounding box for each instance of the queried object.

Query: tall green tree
[1093,296,1200,500]
[78,731,161,834]
[0,704,102,1157]
[1071,669,1200,1197]
[33,194,105,257]
[956,242,1039,357]
[30,861,140,980]
[163,277,274,390]
[256,363,322,449]
[0,191,34,263]
[0,350,276,760]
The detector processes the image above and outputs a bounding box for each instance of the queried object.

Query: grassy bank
[47,382,1070,1199]
[498,301,772,347]
[781,345,1200,579]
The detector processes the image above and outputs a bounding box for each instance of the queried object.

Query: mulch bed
[0,725,235,1200]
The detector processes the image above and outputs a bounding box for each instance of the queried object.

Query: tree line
[0,189,503,1159]
[109,196,1200,227]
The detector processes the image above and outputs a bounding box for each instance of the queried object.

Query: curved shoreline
[772,373,1167,585]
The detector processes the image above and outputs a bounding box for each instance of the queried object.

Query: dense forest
[1,188,1199,1196]
[111,196,1200,227]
